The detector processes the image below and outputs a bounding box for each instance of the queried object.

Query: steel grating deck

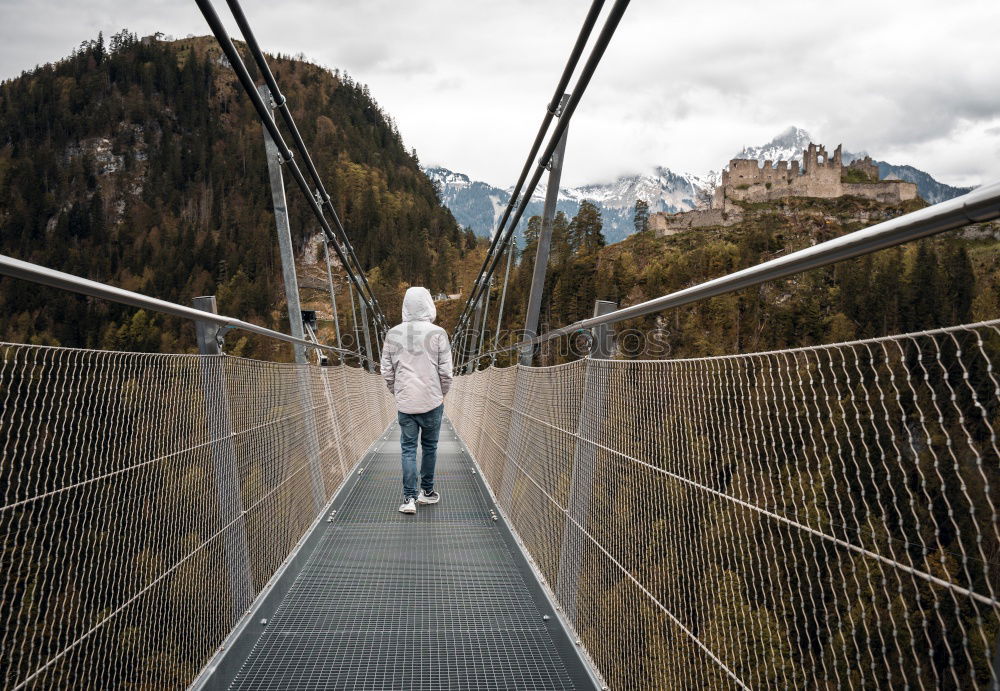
[203,419,597,690]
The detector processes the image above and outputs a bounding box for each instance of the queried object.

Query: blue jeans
[398,404,443,500]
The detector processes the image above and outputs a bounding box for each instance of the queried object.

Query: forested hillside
[0,30,475,357]
[492,196,1000,364]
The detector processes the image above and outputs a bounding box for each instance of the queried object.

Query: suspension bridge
[3,0,1000,689]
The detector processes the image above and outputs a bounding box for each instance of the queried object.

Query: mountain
[425,167,517,241]
[0,31,471,355]
[425,165,711,244]
[562,167,713,243]
[733,125,813,164]
[874,162,974,204]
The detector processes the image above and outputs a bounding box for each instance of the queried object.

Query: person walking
[380,286,453,515]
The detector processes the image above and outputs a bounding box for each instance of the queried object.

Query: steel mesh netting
[0,343,394,690]
[446,320,1000,689]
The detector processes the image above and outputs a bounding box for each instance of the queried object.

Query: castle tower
[803,143,817,173]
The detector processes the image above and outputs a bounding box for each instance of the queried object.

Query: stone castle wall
[711,143,914,208]
[648,206,740,236]
[847,156,879,181]
[653,142,917,236]
[842,181,917,204]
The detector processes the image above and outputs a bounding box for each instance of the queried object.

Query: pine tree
[571,201,605,254]
[550,211,571,262]
[906,241,940,331]
[633,198,649,234]
[95,31,106,65]
[945,243,974,324]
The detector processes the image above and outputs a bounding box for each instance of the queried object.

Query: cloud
[2,0,998,186]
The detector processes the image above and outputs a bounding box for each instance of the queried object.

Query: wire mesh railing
[446,319,1000,689]
[0,343,394,689]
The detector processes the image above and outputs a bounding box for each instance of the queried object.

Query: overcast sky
[2,0,999,188]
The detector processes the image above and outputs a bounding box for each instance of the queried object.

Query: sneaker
[417,489,440,505]
[398,498,417,514]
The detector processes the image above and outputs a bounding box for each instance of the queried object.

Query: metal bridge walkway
[196,419,597,690]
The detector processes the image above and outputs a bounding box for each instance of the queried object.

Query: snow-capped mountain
[425,165,712,244]
[564,167,712,214]
[734,125,813,163]
[428,127,973,245]
[424,167,512,242]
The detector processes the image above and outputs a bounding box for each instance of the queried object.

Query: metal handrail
[464,178,1000,364]
[0,253,354,356]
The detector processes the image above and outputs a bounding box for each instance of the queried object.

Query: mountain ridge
[425,164,711,244]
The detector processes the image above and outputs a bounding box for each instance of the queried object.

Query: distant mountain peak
[734,126,814,163]
[425,166,471,188]
[772,125,812,149]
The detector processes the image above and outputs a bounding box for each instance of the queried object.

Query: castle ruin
[649,143,918,236]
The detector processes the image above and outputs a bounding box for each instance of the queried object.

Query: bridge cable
[456,0,631,366]
[476,275,492,369]
[193,0,387,339]
[452,0,607,341]
[221,0,387,335]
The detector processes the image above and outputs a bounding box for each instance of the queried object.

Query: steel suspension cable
[453,0,607,337]
[0,252,353,356]
[221,0,387,333]
[457,317,473,373]
[322,242,343,349]
[193,0,386,331]
[348,281,361,366]
[458,0,630,346]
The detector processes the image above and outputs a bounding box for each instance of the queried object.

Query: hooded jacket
[380,287,453,414]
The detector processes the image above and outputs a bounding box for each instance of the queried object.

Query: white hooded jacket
[380,287,453,414]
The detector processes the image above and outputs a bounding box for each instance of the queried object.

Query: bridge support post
[520,94,570,366]
[322,242,343,351]
[193,295,254,621]
[468,293,485,373]
[477,277,492,364]
[556,299,616,623]
[359,298,376,372]
[259,84,327,511]
[259,84,308,366]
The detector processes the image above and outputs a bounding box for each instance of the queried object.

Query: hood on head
[402,286,436,323]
